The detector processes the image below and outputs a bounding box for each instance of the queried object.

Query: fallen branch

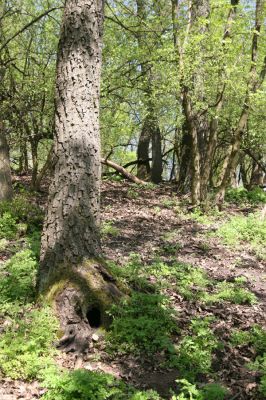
[101,158,147,185]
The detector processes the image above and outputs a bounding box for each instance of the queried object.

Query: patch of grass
[204,279,257,305]
[107,254,154,292]
[214,213,266,259]
[161,242,182,255]
[127,188,139,199]
[150,261,210,300]
[107,292,177,355]
[101,221,120,237]
[41,369,161,400]
[149,261,256,305]
[162,199,178,209]
[189,209,213,225]
[225,187,266,205]
[231,325,266,351]
[170,318,219,380]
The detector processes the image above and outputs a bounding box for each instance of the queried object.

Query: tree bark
[38,0,122,354]
[0,122,13,201]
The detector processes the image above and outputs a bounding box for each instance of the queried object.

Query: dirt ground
[0,180,265,399]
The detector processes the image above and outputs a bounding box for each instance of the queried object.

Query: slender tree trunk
[151,125,163,183]
[30,138,39,190]
[178,124,192,192]
[137,117,151,180]
[38,0,122,354]
[0,121,13,201]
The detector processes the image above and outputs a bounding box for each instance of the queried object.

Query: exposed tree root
[42,259,125,354]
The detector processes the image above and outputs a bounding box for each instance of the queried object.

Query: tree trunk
[151,125,163,184]
[30,138,39,190]
[137,117,151,180]
[0,122,13,201]
[190,122,201,206]
[38,0,122,354]
[178,123,192,192]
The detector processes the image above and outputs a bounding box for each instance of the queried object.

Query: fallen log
[101,158,147,185]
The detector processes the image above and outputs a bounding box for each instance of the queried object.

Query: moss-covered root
[41,258,124,354]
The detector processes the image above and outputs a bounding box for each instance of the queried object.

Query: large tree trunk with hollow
[38,0,122,354]
[0,122,13,201]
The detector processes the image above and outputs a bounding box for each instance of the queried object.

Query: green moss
[41,258,125,328]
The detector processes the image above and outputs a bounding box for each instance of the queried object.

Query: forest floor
[0,179,266,399]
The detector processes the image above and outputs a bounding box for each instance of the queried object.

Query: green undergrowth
[0,247,59,380]
[41,369,229,400]
[108,256,257,305]
[173,380,228,400]
[214,212,266,259]
[41,368,161,400]
[149,260,256,305]
[0,193,44,231]
[186,208,224,225]
[0,198,58,382]
[101,221,120,237]
[230,325,266,396]
[107,292,177,355]
[0,305,58,379]
[168,318,220,380]
[225,187,266,205]
[0,249,37,308]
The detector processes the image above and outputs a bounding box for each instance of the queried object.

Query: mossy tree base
[41,259,124,354]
